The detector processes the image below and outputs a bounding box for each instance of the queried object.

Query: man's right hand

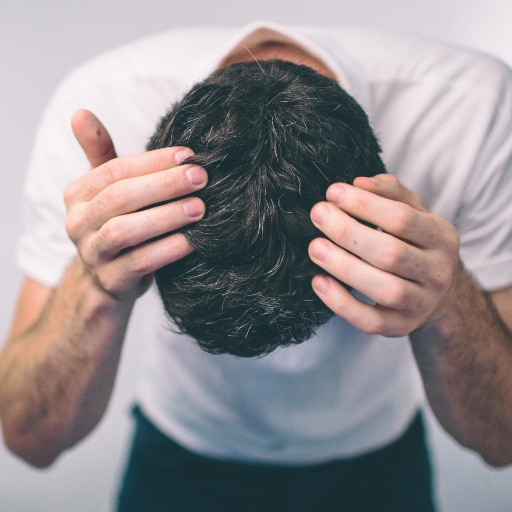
[0,110,207,467]
[66,110,207,303]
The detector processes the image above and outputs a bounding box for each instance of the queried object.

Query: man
[1,21,512,511]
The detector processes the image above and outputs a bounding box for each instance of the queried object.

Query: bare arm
[309,174,512,467]
[0,111,207,467]
[409,280,512,467]
[0,268,135,468]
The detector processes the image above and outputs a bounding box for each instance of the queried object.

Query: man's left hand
[309,174,461,336]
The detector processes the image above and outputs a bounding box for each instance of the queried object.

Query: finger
[85,164,207,229]
[67,146,196,203]
[90,197,205,260]
[309,237,422,311]
[310,201,428,280]
[353,174,429,213]
[311,274,414,337]
[99,233,195,295]
[71,110,117,169]
[325,183,447,249]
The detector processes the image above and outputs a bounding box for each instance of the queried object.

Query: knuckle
[162,203,178,224]
[382,281,408,309]
[160,168,178,193]
[79,237,97,267]
[379,174,400,192]
[95,268,116,295]
[411,191,427,210]
[363,316,386,335]
[101,158,126,184]
[150,148,172,169]
[100,181,130,211]
[383,174,399,186]
[334,220,351,242]
[63,181,78,206]
[430,266,453,293]
[381,241,406,270]
[447,224,461,252]
[125,251,151,276]
[434,218,460,253]
[65,215,78,239]
[97,218,126,254]
[390,321,415,338]
[406,313,424,334]
[385,317,415,338]
[65,209,84,240]
[389,204,413,234]
[350,194,369,218]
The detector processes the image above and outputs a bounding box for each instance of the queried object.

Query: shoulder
[50,27,235,104]
[321,27,511,99]
[332,30,512,221]
[39,27,239,156]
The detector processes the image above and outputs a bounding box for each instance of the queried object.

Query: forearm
[410,267,512,467]
[0,258,134,467]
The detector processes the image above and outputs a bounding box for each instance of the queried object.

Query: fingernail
[311,203,330,225]
[327,184,345,203]
[369,177,379,185]
[175,148,194,165]
[186,166,206,186]
[310,239,330,261]
[183,198,204,218]
[313,275,330,294]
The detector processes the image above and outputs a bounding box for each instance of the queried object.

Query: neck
[220,41,337,81]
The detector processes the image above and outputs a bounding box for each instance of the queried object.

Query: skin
[309,177,512,467]
[1,43,512,468]
[0,111,207,467]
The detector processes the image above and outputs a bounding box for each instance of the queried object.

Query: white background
[1,1,512,510]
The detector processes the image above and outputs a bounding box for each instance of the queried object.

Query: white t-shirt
[17,22,512,465]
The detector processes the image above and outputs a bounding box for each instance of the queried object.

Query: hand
[65,110,207,302]
[308,174,461,337]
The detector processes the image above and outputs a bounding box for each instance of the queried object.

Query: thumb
[71,109,117,169]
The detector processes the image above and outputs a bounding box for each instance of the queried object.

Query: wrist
[415,263,478,341]
[69,257,138,315]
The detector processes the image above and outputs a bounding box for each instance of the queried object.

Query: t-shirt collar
[202,21,371,117]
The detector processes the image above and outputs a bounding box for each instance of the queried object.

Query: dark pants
[117,407,435,512]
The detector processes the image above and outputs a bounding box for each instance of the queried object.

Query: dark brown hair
[147,60,386,357]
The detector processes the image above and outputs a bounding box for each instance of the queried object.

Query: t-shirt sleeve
[16,44,187,289]
[456,64,512,291]
[16,89,89,288]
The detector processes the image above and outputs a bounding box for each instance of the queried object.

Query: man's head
[147,59,386,357]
